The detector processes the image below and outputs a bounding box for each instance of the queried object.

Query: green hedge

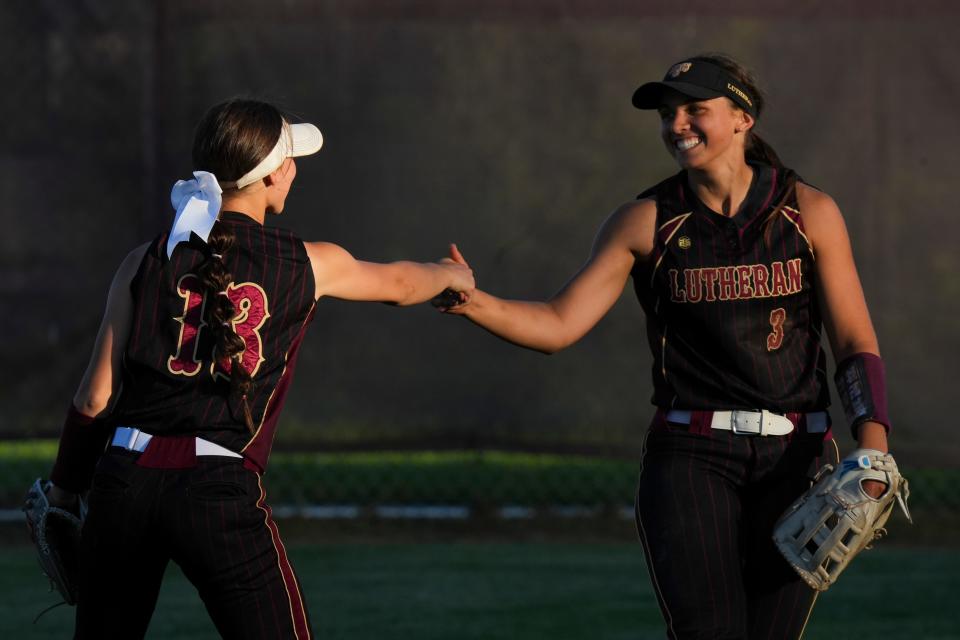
[1,441,956,513]
[266,451,637,506]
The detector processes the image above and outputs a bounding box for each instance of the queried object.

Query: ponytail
[196,224,256,434]
[187,98,286,434]
[748,131,798,244]
[746,131,784,169]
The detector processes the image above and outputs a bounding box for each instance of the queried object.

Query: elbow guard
[834,352,890,438]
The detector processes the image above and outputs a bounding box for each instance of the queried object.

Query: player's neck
[687,159,754,218]
[220,195,267,225]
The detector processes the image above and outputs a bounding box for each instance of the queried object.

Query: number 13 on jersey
[167,274,271,378]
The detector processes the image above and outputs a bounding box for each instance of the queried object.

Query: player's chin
[267,199,289,215]
[673,149,707,169]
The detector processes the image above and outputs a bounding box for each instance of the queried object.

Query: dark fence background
[2,1,957,471]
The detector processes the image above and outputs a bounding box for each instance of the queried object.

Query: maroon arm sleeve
[49,405,113,493]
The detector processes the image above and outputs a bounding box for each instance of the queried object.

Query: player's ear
[734,110,755,134]
[263,158,293,187]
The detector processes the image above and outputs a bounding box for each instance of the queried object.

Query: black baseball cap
[632,60,758,117]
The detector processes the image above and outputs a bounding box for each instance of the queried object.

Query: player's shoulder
[303,240,351,264]
[596,198,658,259]
[120,242,151,273]
[106,242,152,292]
[611,197,658,223]
[796,182,840,214]
[795,182,849,251]
[302,241,358,286]
[796,182,845,228]
[610,192,674,278]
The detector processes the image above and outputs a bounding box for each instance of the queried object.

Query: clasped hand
[434,244,474,312]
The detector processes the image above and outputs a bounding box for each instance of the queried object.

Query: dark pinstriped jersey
[113,212,316,471]
[631,165,830,412]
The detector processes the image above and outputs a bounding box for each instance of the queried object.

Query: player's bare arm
[800,183,888,457]
[445,199,657,354]
[305,240,474,304]
[73,243,149,418]
[46,243,147,506]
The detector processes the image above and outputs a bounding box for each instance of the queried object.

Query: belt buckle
[730,410,759,435]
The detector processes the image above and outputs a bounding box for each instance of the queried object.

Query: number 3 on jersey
[167,274,270,378]
[766,307,786,351]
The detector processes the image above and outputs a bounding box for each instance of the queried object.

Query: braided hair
[190,99,285,433]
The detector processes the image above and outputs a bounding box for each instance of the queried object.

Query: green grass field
[4,442,957,636]
[5,542,958,639]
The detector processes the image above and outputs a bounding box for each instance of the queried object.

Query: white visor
[220,120,323,190]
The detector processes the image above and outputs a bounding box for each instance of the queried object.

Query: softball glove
[23,478,85,605]
[772,449,911,591]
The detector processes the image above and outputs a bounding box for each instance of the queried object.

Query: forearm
[856,421,888,453]
[73,371,121,417]
[460,289,569,354]
[389,261,465,306]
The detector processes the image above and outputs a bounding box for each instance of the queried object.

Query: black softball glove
[23,478,85,606]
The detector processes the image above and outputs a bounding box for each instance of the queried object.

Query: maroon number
[212,282,271,380]
[167,277,270,378]
[767,307,786,351]
[167,275,206,376]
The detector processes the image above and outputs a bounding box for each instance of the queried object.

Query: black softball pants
[635,424,838,640]
[74,449,312,639]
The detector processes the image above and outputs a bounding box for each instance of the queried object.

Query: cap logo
[726,82,753,108]
[668,62,692,78]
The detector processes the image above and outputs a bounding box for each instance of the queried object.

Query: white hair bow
[166,171,223,258]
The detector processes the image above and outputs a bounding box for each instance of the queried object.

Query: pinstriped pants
[74,450,312,639]
[635,423,837,640]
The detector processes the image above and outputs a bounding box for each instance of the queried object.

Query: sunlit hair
[188,98,286,433]
[192,99,284,185]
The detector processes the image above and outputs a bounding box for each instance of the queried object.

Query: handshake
[432,243,474,312]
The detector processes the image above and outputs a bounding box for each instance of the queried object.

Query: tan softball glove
[772,448,911,591]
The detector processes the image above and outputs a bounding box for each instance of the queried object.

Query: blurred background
[1,1,958,636]
[4,0,958,460]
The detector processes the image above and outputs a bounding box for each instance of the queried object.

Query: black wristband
[834,353,890,439]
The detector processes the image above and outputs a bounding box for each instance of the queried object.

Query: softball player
[43,98,473,639]
[440,53,891,639]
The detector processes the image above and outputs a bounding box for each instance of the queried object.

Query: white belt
[665,410,828,436]
[112,426,243,458]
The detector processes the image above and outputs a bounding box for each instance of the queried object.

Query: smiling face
[657,90,753,171]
